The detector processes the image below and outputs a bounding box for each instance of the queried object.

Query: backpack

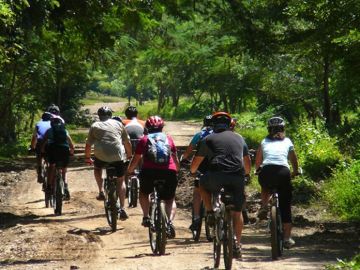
[146,132,171,164]
[52,124,67,146]
[200,128,213,140]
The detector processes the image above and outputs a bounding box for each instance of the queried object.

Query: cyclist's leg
[35,140,43,182]
[192,186,202,218]
[277,167,292,240]
[139,169,153,221]
[158,169,178,221]
[113,161,126,207]
[93,158,105,198]
[47,145,57,192]
[198,173,213,212]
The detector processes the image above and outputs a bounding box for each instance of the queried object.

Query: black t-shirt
[196,130,248,174]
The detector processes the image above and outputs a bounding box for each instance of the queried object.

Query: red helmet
[145,115,164,131]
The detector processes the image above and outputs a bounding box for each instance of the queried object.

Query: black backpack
[52,124,67,145]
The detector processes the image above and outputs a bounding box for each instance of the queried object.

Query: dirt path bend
[0,120,359,270]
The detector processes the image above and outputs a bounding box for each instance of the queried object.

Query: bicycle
[127,169,139,208]
[52,163,65,215]
[103,164,119,232]
[41,159,52,208]
[148,179,169,255]
[212,188,235,270]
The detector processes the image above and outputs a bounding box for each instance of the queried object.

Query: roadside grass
[69,131,88,144]
[81,91,125,106]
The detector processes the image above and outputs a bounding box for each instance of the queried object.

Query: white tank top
[261,137,294,168]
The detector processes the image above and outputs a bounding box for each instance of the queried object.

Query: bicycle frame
[269,188,283,260]
[127,169,139,208]
[53,166,64,215]
[103,166,119,232]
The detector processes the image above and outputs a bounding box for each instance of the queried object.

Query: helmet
[212,111,231,131]
[97,106,112,121]
[42,112,53,121]
[203,115,213,127]
[230,118,237,130]
[267,116,285,134]
[50,115,65,127]
[125,105,138,119]
[47,104,60,115]
[145,115,164,132]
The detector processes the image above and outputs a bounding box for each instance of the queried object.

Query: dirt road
[0,104,358,269]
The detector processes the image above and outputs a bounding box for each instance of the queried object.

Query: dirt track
[0,104,359,270]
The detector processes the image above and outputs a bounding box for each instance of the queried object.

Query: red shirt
[135,133,177,171]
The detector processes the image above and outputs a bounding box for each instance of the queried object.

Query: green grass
[81,91,125,106]
[69,131,88,144]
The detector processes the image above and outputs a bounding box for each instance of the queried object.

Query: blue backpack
[146,132,171,164]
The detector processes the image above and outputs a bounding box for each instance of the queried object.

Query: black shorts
[94,158,126,178]
[139,169,178,200]
[35,139,44,158]
[200,171,245,211]
[47,145,70,167]
[258,165,292,223]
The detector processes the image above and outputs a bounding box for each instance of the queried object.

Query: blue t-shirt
[261,137,294,168]
[190,127,213,147]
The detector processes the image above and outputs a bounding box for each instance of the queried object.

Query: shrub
[325,253,360,270]
[323,159,360,221]
[292,175,319,204]
[292,119,342,180]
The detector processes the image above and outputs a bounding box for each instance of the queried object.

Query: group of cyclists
[31,103,300,258]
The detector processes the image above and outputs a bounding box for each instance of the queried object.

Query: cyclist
[122,105,145,128]
[181,115,213,232]
[255,116,299,249]
[127,115,180,238]
[85,106,132,220]
[190,111,251,258]
[30,112,52,183]
[42,115,74,201]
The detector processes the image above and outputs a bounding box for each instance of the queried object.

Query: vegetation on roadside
[325,254,360,270]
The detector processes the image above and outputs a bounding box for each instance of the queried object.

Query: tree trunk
[54,47,62,107]
[323,55,331,125]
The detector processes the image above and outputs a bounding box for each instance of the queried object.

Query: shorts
[47,145,70,167]
[258,165,292,223]
[94,158,126,178]
[35,139,44,158]
[139,169,178,200]
[200,171,245,211]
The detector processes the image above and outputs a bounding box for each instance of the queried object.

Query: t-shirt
[86,119,130,162]
[35,120,51,140]
[124,118,145,140]
[196,130,249,174]
[135,133,177,171]
[261,137,294,168]
[122,118,145,127]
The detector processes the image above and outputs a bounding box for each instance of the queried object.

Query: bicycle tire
[270,205,279,259]
[213,236,221,268]
[54,173,63,215]
[130,177,138,208]
[158,201,167,255]
[223,210,233,270]
[205,212,214,242]
[104,179,118,232]
[149,202,158,254]
[277,209,284,257]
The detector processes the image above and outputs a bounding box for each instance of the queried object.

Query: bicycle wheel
[149,202,158,254]
[104,179,118,232]
[158,201,167,255]
[270,205,280,259]
[277,209,284,257]
[205,207,214,242]
[223,210,233,270]
[191,202,203,242]
[54,173,63,215]
[213,232,221,268]
[130,176,138,208]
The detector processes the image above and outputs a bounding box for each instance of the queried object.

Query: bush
[293,119,342,180]
[323,159,360,221]
[325,253,360,270]
[292,175,319,204]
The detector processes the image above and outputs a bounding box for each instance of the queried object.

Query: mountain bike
[212,188,234,270]
[41,159,52,208]
[103,164,119,232]
[149,179,169,255]
[53,164,65,215]
[127,169,139,208]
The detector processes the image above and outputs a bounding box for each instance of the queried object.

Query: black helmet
[50,115,65,127]
[203,115,213,127]
[97,106,112,121]
[125,105,138,119]
[42,112,53,121]
[212,112,231,131]
[47,104,60,115]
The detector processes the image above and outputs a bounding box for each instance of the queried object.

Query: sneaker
[37,174,43,184]
[283,238,295,249]
[167,221,176,239]
[257,205,268,220]
[233,244,242,259]
[119,208,129,220]
[189,217,201,232]
[142,216,151,227]
[96,191,105,201]
[206,211,215,227]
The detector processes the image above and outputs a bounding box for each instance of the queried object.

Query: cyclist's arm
[124,140,132,160]
[128,154,141,174]
[190,156,205,174]
[289,150,299,175]
[243,154,251,175]
[255,146,263,171]
[67,134,75,154]
[41,131,48,153]
[84,141,92,162]
[30,128,37,149]
[182,144,194,161]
